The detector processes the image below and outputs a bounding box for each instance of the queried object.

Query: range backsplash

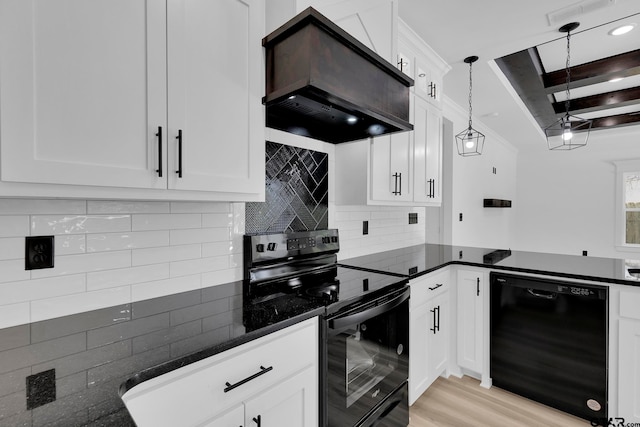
[246,141,328,233]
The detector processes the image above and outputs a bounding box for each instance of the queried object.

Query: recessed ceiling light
[609,77,624,83]
[609,23,636,36]
[347,116,358,124]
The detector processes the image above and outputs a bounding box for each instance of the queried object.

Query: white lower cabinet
[122,317,318,427]
[617,288,640,423]
[409,269,450,405]
[455,268,490,387]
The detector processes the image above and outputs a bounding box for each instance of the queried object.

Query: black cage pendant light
[456,56,485,156]
[545,22,592,150]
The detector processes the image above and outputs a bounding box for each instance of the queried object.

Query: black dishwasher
[490,272,607,423]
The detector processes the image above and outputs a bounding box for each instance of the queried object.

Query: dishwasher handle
[527,288,557,300]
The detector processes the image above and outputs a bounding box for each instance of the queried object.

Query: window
[624,172,640,244]
[615,160,640,251]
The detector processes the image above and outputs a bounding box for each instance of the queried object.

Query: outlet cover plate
[25,236,55,270]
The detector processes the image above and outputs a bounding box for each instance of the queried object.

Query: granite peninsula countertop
[2,244,639,426]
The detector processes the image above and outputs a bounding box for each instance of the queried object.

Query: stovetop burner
[243,230,408,330]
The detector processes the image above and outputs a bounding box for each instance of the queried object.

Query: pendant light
[544,22,592,150]
[456,56,485,156]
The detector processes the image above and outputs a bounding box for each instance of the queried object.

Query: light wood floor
[409,375,591,427]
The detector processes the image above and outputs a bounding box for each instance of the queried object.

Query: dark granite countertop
[3,244,638,426]
[340,243,640,286]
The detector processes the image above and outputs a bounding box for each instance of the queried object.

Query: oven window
[326,296,409,426]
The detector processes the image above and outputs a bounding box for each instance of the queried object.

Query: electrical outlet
[25,236,55,270]
[408,213,418,224]
[26,369,56,410]
[583,250,588,256]
[363,221,369,235]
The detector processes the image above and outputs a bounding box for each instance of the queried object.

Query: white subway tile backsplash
[202,268,242,287]
[86,230,169,252]
[0,216,29,238]
[0,238,23,260]
[0,275,86,305]
[202,242,236,258]
[131,275,201,302]
[0,303,30,329]
[170,202,231,214]
[87,200,170,214]
[201,213,234,228]
[169,228,229,245]
[30,251,132,279]
[0,199,86,215]
[31,215,131,235]
[169,256,229,278]
[87,264,170,291]
[30,286,131,323]
[55,235,86,256]
[132,214,201,231]
[0,260,30,284]
[132,244,201,266]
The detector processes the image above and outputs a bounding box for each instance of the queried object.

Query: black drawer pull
[428,283,443,291]
[224,366,273,393]
[477,277,480,296]
[155,126,163,177]
[176,129,183,178]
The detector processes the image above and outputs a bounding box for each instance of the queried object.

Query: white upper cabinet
[0,0,168,190]
[397,20,450,109]
[413,96,442,205]
[370,131,414,203]
[166,0,264,194]
[0,0,265,200]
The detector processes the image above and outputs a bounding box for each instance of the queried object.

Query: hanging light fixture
[545,22,592,150]
[456,56,484,156]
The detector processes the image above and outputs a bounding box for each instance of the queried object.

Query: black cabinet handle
[436,305,440,332]
[427,179,435,198]
[433,83,437,99]
[253,415,261,426]
[428,283,442,291]
[176,129,183,178]
[155,126,163,177]
[392,173,402,196]
[224,366,273,393]
[477,278,480,296]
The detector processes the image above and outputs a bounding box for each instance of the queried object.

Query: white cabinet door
[456,269,484,374]
[202,405,244,427]
[167,0,264,194]
[409,270,449,405]
[619,319,640,422]
[409,301,430,405]
[413,96,442,205]
[370,132,413,203]
[428,292,448,380]
[0,0,167,189]
[244,366,318,427]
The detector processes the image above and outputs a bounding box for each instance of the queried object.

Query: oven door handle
[329,289,409,330]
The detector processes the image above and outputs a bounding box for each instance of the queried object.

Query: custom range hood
[263,7,414,144]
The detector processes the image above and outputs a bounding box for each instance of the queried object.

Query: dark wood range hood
[263,7,414,144]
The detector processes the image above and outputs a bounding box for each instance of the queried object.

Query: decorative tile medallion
[246,141,328,233]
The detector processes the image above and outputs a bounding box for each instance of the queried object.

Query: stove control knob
[256,244,265,253]
[267,242,277,251]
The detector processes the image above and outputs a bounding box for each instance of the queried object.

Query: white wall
[442,97,518,250]
[514,126,640,259]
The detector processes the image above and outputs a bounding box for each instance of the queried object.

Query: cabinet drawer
[122,318,318,427]
[620,289,640,320]
[410,269,449,307]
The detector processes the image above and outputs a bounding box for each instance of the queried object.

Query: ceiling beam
[590,112,640,130]
[552,86,640,115]
[543,49,640,93]
[494,48,558,129]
